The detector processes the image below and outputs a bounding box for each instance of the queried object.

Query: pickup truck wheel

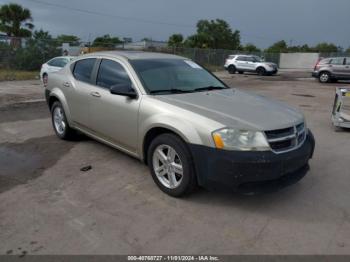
[228,65,236,74]
[51,101,76,140]
[319,72,331,83]
[148,133,197,197]
[257,67,266,76]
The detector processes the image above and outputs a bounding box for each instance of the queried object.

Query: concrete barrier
[279,53,319,69]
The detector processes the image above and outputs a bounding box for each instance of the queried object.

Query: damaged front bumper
[189,130,315,193]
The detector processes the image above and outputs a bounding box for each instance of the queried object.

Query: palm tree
[0,3,34,46]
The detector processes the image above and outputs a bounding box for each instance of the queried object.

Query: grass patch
[0,69,39,81]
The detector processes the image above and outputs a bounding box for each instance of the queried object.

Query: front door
[88,59,140,154]
[235,56,248,70]
[344,58,350,78]
[330,57,345,77]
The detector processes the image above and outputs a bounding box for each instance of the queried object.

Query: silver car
[312,57,350,83]
[45,51,315,197]
[224,55,278,75]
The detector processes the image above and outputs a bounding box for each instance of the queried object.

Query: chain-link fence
[0,37,349,74]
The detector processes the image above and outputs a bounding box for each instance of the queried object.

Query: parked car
[312,57,350,83]
[40,56,75,85]
[224,55,278,75]
[45,51,314,197]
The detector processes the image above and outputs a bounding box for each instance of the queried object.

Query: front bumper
[189,130,315,193]
[267,68,278,75]
[312,72,319,78]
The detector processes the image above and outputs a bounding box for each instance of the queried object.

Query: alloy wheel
[53,107,66,135]
[152,144,183,189]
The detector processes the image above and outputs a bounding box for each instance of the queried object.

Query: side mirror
[110,83,137,99]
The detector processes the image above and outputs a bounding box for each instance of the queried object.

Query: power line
[26,0,276,44]
[27,0,195,28]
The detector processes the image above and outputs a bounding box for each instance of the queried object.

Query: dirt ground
[0,71,350,255]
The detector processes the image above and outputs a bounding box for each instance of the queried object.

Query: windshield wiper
[150,88,193,94]
[194,86,226,92]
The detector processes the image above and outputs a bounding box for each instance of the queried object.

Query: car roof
[50,56,75,60]
[83,51,185,60]
[230,55,258,58]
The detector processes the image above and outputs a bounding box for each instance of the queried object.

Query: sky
[1,0,350,48]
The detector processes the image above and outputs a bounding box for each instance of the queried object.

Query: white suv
[224,55,278,76]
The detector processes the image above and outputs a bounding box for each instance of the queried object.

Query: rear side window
[330,58,344,65]
[346,58,350,65]
[228,55,236,59]
[73,58,96,83]
[96,59,131,89]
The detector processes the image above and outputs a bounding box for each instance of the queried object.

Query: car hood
[153,88,303,130]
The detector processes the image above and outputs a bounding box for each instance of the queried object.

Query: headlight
[212,128,270,151]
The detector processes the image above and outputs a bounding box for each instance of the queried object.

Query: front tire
[148,133,197,197]
[257,67,266,76]
[51,101,76,140]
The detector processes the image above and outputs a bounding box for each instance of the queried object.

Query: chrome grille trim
[265,122,307,154]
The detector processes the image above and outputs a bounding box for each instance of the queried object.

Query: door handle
[90,91,101,98]
[63,82,70,87]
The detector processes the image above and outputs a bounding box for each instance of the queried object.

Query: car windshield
[130,59,227,94]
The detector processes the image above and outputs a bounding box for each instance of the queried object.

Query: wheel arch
[256,66,266,71]
[48,88,73,125]
[141,121,203,165]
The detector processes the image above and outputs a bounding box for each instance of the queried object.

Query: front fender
[139,114,207,159]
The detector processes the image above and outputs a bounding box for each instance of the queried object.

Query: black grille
[265,123,306,153]
[265,127,294,139]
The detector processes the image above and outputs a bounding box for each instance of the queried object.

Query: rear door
[67,58,97,128]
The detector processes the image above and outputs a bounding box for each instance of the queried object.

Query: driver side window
[96,59,132,89]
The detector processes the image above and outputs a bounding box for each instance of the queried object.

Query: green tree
[185,19,240,50]
[55,34,80,45]
[0,3,33,46]
[13,29,61,70]
[168,34,184,47]
[286,44,312,52]
[346,47,350,54]
[242,43,260,53]
[265,40,288,53]
[312,42,339,53]
[92,34,122,47]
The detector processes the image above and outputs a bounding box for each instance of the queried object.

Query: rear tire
[319,71,331,83]
[51,101,76,140]
[147,133,197,197]
[257,67,266,76]
[228,65,236,74]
